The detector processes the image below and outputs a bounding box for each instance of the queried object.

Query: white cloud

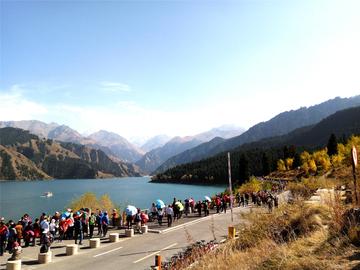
[0,86,48,121]
[100,81,131,92]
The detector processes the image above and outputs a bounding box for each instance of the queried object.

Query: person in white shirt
[165,205,173,227]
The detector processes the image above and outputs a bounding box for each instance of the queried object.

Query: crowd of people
[236,191,279,213]
[0,189,281,258]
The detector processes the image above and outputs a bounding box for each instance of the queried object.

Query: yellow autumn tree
[69,193,117,214]
[312,149,331,172]
[238,177,262,193]
[285,158,294,170]
[277,159,286,171]
[99,194,116,214]
[308,159,317,174]
[69,192,100,212]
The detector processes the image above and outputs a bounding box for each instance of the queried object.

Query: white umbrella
[125,205,137,216]
[204,196,211,202]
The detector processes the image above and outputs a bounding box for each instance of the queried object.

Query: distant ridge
[136,126,245,174]
[154,106,360,184]
[155,95,360,173]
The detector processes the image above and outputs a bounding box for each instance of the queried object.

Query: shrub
[68,192,117,213]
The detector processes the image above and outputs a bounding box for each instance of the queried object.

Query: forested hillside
[155,95,360,173]
[153,106,360,185]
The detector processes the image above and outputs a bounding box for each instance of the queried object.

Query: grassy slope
[190,165,360,270]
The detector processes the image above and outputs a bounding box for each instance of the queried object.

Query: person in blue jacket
[101,212,109,237]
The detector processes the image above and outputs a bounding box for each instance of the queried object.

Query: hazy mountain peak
[140,134,171,152]
[88,130,144,163]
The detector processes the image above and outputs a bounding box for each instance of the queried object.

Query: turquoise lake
[0,177,226,220]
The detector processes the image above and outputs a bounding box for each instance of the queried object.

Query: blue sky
[1,0,360,140]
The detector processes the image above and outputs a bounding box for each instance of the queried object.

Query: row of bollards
[6,225,149,270]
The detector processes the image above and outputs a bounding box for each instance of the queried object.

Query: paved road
[0,206,249,270]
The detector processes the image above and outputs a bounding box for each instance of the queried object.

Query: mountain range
[1,95,360,181]
[135,126,245,174]
[0,120,245,172]
[153,105,360,184]
[0,127,141,180]
[154,95,360,174]
[0,121,144,163]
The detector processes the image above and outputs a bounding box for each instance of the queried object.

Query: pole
[354,166,358,205]
[228,152,234,223]
[352,146,358,205]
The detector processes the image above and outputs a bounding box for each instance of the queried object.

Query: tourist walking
[112,209,119,227]
[15,221,23,245]
[222,197,227,213]
[196,201,202,216]
[157,208,164,226]
[0,219,8,256]
[126,214,133,230]
[96,210,103,236]
[74,213,83,245]
[172,198,178,221]
[165,205,173,227]
[150,203,157,222]
[134,209,142,234]
[23,221,34,247]
[88,213,96,238]
[40,229,51,253]
[49,219,56,239]
[101,212,109,237]
[6,221,17,253]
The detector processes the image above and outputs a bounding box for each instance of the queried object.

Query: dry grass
[287,176,342,198]
[191,197,360,270]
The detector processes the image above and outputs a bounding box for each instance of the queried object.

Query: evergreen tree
[283,146,289,159]
[293,152,302,168]
[262,152,271,176]
[327,133,338,156]
[239,153,250,182]
[288,145,296,158]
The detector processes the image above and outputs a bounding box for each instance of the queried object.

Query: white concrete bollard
[89,238,100,248]
[6,260,21,270]
[141,225,148,234]
[109,233,119,242]
[66,244,79,256]
[38,251,52,264]
[125,228,134,237]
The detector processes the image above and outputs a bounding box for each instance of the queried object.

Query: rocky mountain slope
[0,127,141,180]
[87,130,144,163]
[0,121,144,162]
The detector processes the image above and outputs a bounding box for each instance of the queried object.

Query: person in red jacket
[0,219,8,256]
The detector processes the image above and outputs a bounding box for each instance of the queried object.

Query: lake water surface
[0,177,226,220]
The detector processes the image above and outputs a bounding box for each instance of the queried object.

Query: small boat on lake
[42,191,53,197]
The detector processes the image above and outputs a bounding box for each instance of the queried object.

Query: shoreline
[150,179,227,186]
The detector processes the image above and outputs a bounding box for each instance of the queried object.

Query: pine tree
[293,152,301,168]
[262,153,271,176]
[327,133,338,156]
[239,154,250,182]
